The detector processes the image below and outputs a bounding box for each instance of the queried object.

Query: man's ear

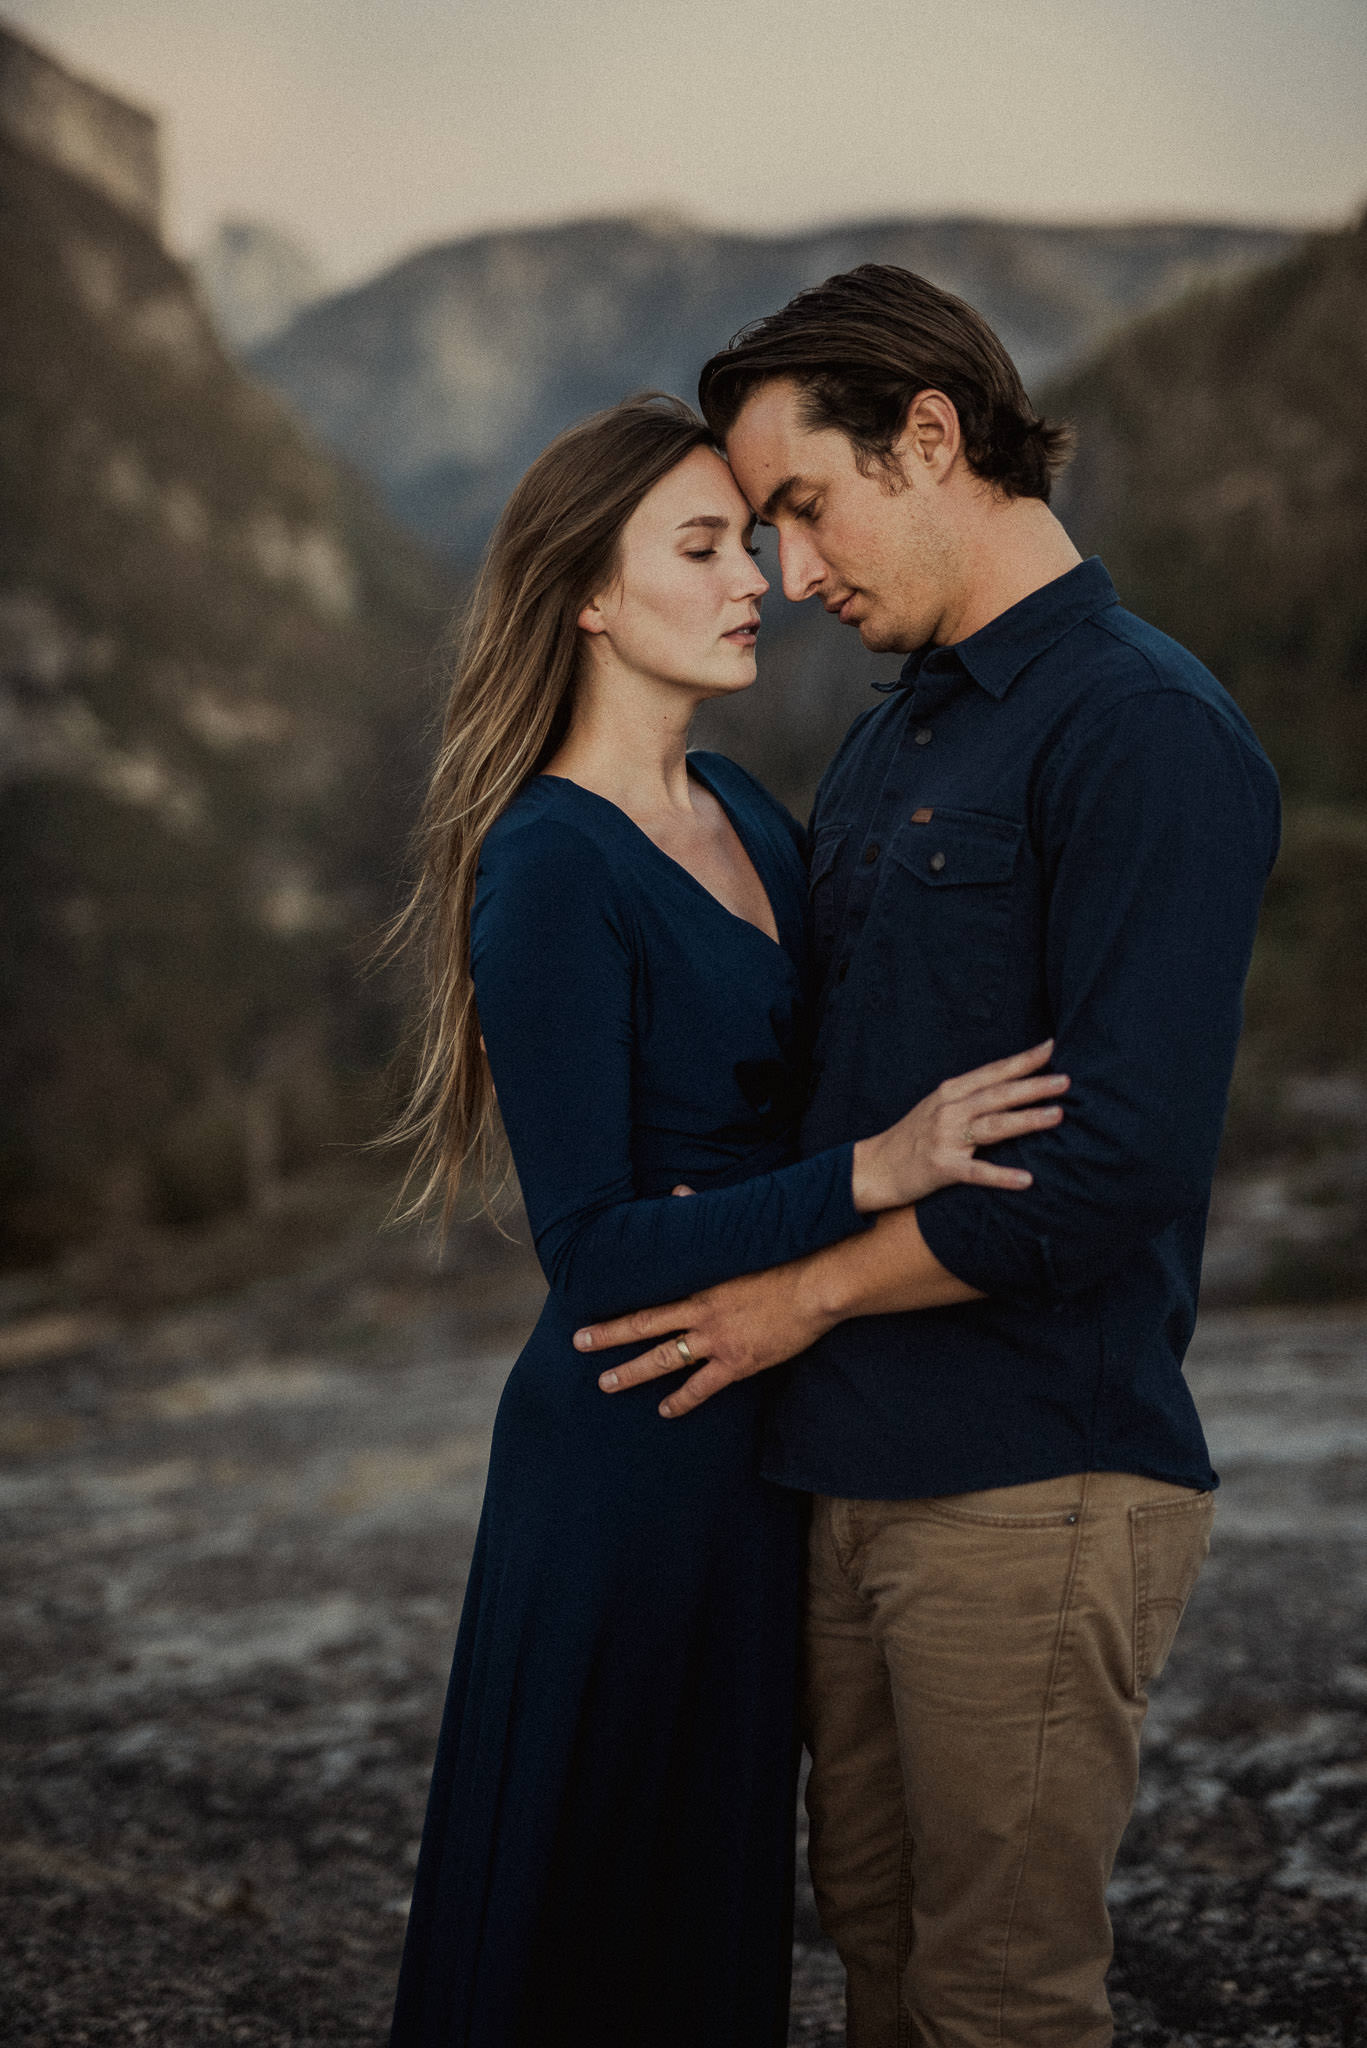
[896,389,962,480]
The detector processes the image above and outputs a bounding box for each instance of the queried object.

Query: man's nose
[778,531,826,603]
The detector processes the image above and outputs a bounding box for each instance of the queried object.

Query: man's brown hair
[698,264,1073,502]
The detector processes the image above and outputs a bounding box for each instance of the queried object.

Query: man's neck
[935,495,1082,648]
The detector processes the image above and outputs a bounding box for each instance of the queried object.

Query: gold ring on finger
[675,1335,694,1365]
[962,1125,976,1147]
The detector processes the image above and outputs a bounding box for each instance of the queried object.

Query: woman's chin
[719,651,760,691]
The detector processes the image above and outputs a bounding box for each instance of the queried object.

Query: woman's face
[579,446,769,698]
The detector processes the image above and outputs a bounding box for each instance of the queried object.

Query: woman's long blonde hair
[387,392,716,1228]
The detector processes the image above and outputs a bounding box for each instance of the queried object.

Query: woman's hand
[850,1039,1068,1212]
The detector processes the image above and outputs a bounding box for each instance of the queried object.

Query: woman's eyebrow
[675,514,729,531]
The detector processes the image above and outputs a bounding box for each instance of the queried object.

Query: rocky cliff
[0,98,450,1261]
[0,20,159,231]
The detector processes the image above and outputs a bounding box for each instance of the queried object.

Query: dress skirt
[389,1295,805,2048]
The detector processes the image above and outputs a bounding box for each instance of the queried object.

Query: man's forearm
[795,1204,982,1327]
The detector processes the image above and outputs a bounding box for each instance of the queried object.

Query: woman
[388,394,1067,2047]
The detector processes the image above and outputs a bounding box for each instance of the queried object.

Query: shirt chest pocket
[885,809,1023,1023]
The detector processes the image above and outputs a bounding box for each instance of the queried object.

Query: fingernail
[1014,1172,1033,1185]
[659,1401,674,1418]
[574,1331,592,1350]
[599,1371,618,1389]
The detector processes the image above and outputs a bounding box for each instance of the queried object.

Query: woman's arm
[477,814,1065,1329]
[474,817,874,1325]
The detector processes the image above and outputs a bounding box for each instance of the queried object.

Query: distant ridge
[251,209,1298,561]
[195,218,330,352]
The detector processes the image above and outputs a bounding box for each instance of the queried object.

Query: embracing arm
[799,1205,979,1319]
[574,1199,976,1417]
[579,690,1279,1414]
[478,815,1066,1331]
[474,816,878,1327]
[910,690,1280,1303]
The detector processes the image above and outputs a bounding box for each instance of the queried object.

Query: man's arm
[579,687,1279,1418]
[909,690,1279,1304]
[575,1206,979,1418]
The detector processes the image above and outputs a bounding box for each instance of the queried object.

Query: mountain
[0,25,451,1262]
[195,217,329,352]
[250,211,1296,563]
[244,210,1298,814]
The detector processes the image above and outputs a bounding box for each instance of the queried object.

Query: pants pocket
[1129,1490,1214,1698]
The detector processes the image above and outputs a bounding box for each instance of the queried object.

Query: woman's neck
[544,665,701,821]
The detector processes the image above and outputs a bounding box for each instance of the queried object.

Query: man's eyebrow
[759,474,805,522]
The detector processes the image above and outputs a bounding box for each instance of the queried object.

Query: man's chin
[853,615,898,653]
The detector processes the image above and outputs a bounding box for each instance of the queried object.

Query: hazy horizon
[8,0,1365,286]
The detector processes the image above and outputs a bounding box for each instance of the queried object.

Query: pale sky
[10,0,1366,284]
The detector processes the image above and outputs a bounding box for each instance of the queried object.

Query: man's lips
[825,593,861,623]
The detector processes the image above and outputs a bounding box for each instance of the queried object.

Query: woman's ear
[577,598,607,634]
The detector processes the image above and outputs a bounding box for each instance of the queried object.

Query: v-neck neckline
[537,757,785,952]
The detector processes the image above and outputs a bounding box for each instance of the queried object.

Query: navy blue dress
[390,754,866,2048]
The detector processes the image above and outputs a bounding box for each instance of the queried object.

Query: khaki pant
[804,1472,1214,2048]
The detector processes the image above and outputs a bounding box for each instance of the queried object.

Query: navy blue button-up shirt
[764,558,1281,1499]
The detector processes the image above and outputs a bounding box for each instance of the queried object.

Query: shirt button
[914,727,934,746]
[861,842,880,865]
[929,851,946,872]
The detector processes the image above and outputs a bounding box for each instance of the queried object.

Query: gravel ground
[2,1196,1366,2045]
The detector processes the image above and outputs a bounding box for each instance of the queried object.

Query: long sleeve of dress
[471,812,870,1326]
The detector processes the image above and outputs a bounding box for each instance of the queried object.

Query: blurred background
[1,5,1365,2043]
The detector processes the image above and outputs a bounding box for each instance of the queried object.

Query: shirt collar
[878,557,1119,713]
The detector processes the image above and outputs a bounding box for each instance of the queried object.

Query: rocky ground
[2,1178,1366,2045]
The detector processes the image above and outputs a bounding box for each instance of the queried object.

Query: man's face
[724,378,960,654]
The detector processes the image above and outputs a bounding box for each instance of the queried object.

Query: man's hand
[574,1259,834,1419]
[576,1207,979,1418]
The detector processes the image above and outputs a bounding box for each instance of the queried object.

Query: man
[575,266,1280,2046]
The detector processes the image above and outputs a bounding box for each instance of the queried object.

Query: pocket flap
[809,824,848,887]
[890,809,1022,888]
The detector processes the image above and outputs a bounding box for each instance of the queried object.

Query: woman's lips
[723,621,760,644]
